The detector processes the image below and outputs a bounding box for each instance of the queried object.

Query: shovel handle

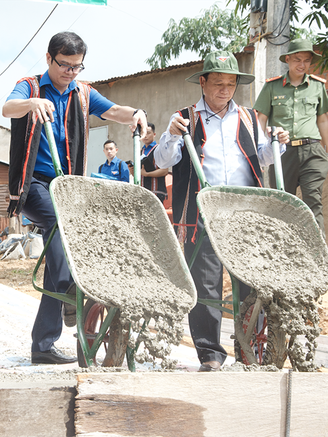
[271,126,285,191]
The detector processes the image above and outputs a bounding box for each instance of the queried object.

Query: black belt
[33,172,54,184]
[286,139,319,147]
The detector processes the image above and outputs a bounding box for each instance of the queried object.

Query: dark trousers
[184,219,250,365]
[22,177,73,352]
[269,142,328,236]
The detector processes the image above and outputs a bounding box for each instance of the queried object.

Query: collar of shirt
[142,141,156,157]
[284,71,309,87]
[193,97,255,187]
[39,70,78,95]
[194,97,238,119]
[104,156,119,167]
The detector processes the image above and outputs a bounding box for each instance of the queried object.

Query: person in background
[253,38,328,237]
[129,122,168,203]
[98,139,129,182]
[154,51,289,372]
[2,31,147,365]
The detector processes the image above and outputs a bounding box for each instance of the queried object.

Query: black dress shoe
[31,346,77,365]
[198,361,221,372]
[62,283,76,327]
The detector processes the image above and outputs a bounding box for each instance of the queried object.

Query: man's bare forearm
[2,99,32,119]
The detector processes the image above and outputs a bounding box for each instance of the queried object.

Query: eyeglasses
[53,58,85,74]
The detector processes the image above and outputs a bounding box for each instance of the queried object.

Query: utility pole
[266,0,290,78]
[250,0,290,101]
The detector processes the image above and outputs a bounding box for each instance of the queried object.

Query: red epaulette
[266,75,282,83]
[310,74,326,84]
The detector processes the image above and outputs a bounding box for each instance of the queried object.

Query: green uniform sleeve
[253,82,273,117]
[317,81,328,116]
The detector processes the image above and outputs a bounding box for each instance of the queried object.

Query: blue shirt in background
[99,156,130,182]
[141,141,156,159]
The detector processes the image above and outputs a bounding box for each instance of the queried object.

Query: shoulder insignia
[310,74,326,84]
[266,75,282,83]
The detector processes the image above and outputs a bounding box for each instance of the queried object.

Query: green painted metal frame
[183,130,283,321]
[31,121,146,371]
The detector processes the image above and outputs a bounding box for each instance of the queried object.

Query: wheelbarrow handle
[270,126,285,191]
[181,131,210,189]
[133,125,141,186]
[44,120,64,178]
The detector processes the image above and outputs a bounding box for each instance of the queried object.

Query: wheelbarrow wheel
[77,298,129,368]
[234,292,288,369]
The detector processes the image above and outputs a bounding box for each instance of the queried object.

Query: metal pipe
[285,369,292,437]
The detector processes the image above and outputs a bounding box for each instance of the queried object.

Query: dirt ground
[1,258,328,335]
[0,258,45,301]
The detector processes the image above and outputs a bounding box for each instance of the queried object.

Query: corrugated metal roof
[89,45,259,86]
[91,60,204,86]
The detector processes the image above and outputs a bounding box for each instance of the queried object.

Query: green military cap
[186,51,255,85]
[279,39,321,64]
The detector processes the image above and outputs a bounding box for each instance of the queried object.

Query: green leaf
[146,3,248,69]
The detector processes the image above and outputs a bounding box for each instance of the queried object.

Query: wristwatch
[132,109,147,117]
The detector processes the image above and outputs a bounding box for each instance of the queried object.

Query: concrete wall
[90,52,256,162]
[0,127,10,163]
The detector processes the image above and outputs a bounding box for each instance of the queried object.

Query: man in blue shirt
[98,139,130,182]
[2,31,147,365]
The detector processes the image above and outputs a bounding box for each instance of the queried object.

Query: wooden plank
[0,387,76,437]
[289,373,328,436]
[75,372,328,437]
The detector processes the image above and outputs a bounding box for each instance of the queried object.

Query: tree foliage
[146,4,248,70]
[232,0,328,72]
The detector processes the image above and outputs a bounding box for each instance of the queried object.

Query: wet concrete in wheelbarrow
[51,176,197,369]
[199,190,328,371]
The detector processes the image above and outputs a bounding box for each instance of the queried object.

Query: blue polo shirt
[98,156,130,182]
[6,71,115,178]
[141,141,156,159]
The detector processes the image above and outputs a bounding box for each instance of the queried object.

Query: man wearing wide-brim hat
[254,38,328,236]
[154,51,289,372]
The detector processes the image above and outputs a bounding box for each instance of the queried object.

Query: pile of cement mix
[199,190,328,371]
[51,176,196,369]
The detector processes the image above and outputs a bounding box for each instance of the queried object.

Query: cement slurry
[199,190,328,371]
[51,176,197,369]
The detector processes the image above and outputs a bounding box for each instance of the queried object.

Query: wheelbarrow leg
[76,287,93,367]
[76,290,119,367]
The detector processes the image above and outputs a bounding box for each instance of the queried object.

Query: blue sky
[0,0,230,128]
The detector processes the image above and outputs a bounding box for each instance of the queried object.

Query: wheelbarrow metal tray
[196,185,328,291]
[49,175,197,313]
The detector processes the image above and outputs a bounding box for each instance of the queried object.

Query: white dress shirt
[155,98,285,187]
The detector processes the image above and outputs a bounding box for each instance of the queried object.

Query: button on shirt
[253,72,328,140]
[6,71,115,178]
[155,98,283,187]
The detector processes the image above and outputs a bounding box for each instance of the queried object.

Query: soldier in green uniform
[254,39,328,236]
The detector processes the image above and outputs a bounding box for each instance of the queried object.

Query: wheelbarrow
[182,129,328,368]
[32,122,197,370]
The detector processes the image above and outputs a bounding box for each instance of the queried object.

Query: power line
[0,4,58,77]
